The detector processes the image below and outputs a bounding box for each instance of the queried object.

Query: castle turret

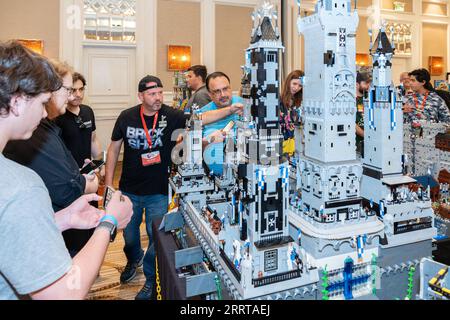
[362,27,403,177]
[360,28,436,300]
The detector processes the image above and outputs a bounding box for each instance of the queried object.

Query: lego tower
[235,1,299,290]
[209,1,322,299]
[290,0,385,300]
[361,27,436,300]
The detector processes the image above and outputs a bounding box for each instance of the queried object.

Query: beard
[218,96,231,108]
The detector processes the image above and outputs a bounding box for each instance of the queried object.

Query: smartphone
[222,121,235,134]
[103,186,115,209]
[80,159,105,175]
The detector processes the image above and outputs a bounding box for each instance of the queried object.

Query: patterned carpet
[87,162,148,300]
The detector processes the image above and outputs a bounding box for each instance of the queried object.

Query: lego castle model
[165,0,440,300]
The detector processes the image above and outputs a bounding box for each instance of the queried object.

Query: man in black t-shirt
[105,75,243,300]
[55,73,102,167]
[55,72,102,256]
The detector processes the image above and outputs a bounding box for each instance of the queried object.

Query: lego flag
[357,235,367,262]
[390,90,397,131]
[379,200,385,219]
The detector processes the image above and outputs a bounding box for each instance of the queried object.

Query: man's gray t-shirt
[0,154,72,299]
[185,85,212,110]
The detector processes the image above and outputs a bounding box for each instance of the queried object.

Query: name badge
[141,151,161,167]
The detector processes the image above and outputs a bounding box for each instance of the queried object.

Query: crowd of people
[1,40,449,300]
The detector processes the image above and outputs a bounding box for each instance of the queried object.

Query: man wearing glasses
[54,73,103,256]
[55,73,102,168]
[200,72,244,175]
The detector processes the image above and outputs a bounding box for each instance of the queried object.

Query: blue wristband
[100,215,118,227]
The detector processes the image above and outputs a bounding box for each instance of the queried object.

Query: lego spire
[251,1,280,44]
[370,28,394,55]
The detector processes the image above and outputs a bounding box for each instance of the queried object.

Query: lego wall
[157,0,201,89]
[215,4,254,89]
[422,22,448,82]
[0,0,60,59]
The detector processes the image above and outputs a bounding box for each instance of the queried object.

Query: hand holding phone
[80,159,105,175]
[103,186,116,209]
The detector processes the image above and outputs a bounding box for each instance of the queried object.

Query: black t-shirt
[55,105,97,168]
[112,104,189,196]
[4,119,86,211]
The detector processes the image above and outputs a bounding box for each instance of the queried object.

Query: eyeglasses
[61,86,74,95]
[210,86,231,97]
[75,116,87,129]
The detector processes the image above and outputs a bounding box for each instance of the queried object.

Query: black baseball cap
[138,75,163,92]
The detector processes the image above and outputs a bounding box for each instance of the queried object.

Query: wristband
[100,215,118,227]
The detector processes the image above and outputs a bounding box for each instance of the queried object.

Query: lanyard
[414,92,429,115]
[140,106,159,150]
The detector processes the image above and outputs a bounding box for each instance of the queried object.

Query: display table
[152,217,200,300]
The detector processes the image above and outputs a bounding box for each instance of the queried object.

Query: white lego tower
[361,28,436,248]
[290,1,385,300]
[360,28,436,300]
[296,0,369,226]
[183,114,203,166]
[362,27,403,177]
[299,0,359,163]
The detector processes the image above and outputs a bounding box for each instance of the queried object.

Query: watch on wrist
[97,221,117,242]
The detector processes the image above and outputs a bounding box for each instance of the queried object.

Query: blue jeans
[122,193,168,282]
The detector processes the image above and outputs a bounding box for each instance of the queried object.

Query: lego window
[349,208,358,219]
[264,250,278,272]
[325,213,336,223]
[251,51,258,64]
[312,123,318,131]
[338,125,345,132]
[267,54,276,63]
[313,208,320,218]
